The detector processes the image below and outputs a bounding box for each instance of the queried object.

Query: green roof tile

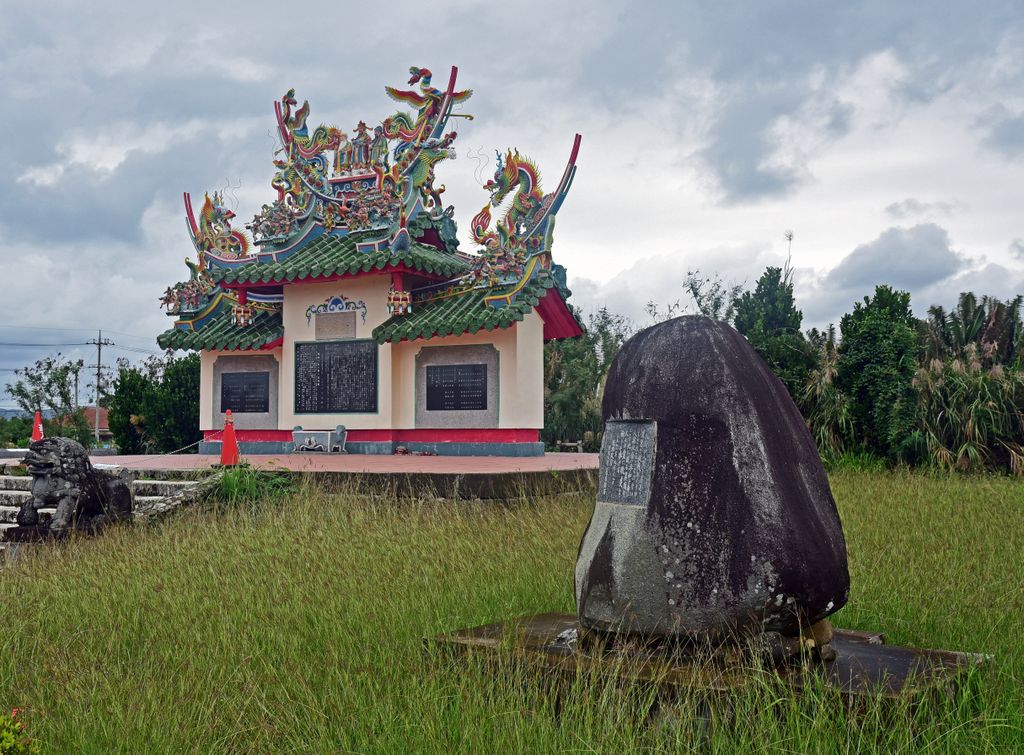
[207,232,469,286]
[157,307,282,352]
[372,272,559,344]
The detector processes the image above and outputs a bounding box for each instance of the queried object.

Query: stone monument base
[436,612,985,699]
[1,526,69,564]
[3,525,69,544]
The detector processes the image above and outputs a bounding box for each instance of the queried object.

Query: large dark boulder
[575,316,849,639]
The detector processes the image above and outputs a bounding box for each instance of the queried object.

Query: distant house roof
[82,406,109,432]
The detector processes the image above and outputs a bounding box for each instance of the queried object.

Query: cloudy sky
[1,0,1022,407]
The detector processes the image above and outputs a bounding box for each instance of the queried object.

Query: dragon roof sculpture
[158,65,582,350]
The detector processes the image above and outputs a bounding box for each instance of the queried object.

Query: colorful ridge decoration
[158,65,583,351]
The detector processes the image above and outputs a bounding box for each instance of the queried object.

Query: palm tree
[802,325,854,458]
[923,293,1023,367]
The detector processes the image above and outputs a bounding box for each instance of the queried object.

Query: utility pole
[86,330,114,445]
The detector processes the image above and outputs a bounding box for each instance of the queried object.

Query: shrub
[802,328,854,460]
[107,353,201,454]
[914,353,1024,474]
[734,266,815,401]
[211,465,297,512]
[0,709,40,754]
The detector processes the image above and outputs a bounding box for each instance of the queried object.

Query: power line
[109,344,163,355]
[0,325,156,341]
[0,341,92,348]
[0,342,162,354]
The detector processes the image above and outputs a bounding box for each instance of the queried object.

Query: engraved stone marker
[575,316,850,640]
[596,420,657,506]
[425,364,488,411]
[295,340,377,414]
[220,372,270,414]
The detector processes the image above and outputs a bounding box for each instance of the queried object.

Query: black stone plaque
[597,420,657,505]
[426,364,488,411]
[220,372,270,413]
[295,340,377,414]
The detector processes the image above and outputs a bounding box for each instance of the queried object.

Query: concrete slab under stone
[436,613,986,699]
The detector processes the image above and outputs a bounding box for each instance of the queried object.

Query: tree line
[2,353,201,453]
[543,267,1024,474]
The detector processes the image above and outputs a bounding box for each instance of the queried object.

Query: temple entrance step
[0,490,32,507]
[1,473,207,562]
[0,476,31,491]
[0,505,54,525]
[132,479,201,497]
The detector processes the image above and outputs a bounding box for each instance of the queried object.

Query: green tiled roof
[372,272,560,344]
[211,233,470,285]
[157,307,282,351]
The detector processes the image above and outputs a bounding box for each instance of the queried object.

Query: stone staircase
[0,467,213,560]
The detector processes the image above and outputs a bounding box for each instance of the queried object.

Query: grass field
[1,470,1022,752]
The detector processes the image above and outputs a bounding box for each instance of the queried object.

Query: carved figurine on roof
[159,257,215,315]
[466,137,581,296]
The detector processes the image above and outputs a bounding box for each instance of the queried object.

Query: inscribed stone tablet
[597,420,657,506]
[316,311,356,340]
[295,340,377,413]
[220,372,270,413]
[425,364,488,411]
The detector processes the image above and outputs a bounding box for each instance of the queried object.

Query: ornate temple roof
[211,232,469,286]
[157,65,583,351]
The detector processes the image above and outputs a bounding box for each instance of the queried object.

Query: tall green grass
[1,471,1021,752]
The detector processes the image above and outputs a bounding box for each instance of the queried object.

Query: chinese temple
[157,66,583,455]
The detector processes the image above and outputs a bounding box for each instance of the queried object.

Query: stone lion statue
[17,437,133,532]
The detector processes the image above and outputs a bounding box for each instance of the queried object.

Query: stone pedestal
[437,613,984,699]
[1,525,67,564]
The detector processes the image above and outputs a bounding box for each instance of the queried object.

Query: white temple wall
[198,280,546,435]
[199,347,282,431]
[278,275,394,430]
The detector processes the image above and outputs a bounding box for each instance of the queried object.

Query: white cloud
[17,120,208,185]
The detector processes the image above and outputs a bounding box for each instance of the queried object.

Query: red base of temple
[203,428,540,443]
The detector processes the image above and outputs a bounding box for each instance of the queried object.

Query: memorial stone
[575,316,850,640]
[295,340,377,414]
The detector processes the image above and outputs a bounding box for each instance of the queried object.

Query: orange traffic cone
[31,410,44,442]
[220,410,240,467]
